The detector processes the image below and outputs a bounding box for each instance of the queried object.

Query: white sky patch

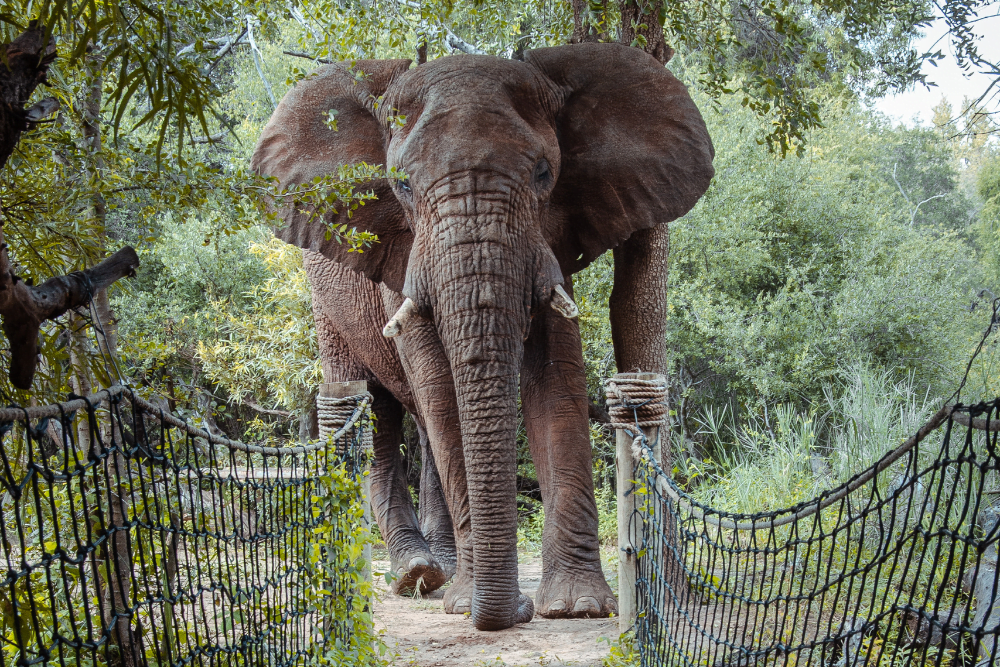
[871,11,1000,127]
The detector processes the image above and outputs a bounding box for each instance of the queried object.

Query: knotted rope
[603,375,1000,530]
[617,396,990,530]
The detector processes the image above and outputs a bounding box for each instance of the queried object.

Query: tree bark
[0,237,139,388]
[613,10,683,602]
[618,0,674,64]
[0,22,57,170]
[80,48,122,371]
[572,0,609,43]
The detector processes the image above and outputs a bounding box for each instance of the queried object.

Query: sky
[872,12,1000,127]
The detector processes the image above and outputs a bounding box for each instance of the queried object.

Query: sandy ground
[373,553,619,667]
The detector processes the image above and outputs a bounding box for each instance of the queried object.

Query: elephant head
[252,43,714,630]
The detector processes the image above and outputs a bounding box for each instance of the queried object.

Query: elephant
[304,250,461,594]
[251,42,714,631]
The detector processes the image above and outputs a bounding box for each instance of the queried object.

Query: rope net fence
[0,385,374,667]
[607,375,1000,667]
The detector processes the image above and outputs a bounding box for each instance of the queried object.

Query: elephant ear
[526,43,715,273]
[251,59,413,291]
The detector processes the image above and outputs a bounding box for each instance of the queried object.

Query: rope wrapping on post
[606,372,671,634]
[317,393,374,454]
[605,376,670,430]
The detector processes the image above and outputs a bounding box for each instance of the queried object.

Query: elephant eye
[396,178,412,196]
[533,159,552,190]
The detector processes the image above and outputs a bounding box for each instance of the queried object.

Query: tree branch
[445,29,485,55]
[0,22,57,171]
[0,25,143,390]
[397,0,485,55]
[287,5,315,33]
[282,50,333,64]
[911,193,948,226]
[191,131,227,144]
[893,163,948,226]
[242,400,293,418]
[892,163,913,209]
[0,228,140,389]
[177,36,242,57]
[205,29,249,76]
[246,16,276,109]
[25,97,60,124]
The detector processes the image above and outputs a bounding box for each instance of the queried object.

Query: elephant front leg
[389,306,474,615]
[522,280,617,619]
[415,419,458,578]
[367,386,448,594]
[307,264,446,595]
[610,224,669,375]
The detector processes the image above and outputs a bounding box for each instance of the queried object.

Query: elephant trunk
[447,310,531,630]
[416,204,546,630]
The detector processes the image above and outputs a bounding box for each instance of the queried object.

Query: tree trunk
[0,23,57,170]
[618,0,674,64]
[612,12,684,602]
[81,49,121,370]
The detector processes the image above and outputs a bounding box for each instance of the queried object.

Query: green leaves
[325,108,340,132]
[1,0,267,162]
[196,235,322,422]
[661,0,933,156]
[253,161,397,252]
[575,92,985,445]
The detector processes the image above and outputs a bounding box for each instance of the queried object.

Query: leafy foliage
[307,452,386,665]
[642,0,937,155]
[197,236,322,421]
[0,0,270,158]
[0,420,383,667]
[1,2,998,666]
[578,93,985,430]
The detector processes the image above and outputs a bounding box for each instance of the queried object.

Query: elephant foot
[535,567,617,619]
[472,593,535,631]
[443,569,473,614]
[390,554,448,596]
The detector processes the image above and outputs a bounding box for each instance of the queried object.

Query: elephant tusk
[550,284,579,319]
[383,298,420,338]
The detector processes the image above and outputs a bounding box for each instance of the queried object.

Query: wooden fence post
[319,381,372,583]
[613,371,665,633]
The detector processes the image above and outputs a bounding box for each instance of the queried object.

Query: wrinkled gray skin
[305,252,458,592]
[252,43,714,630]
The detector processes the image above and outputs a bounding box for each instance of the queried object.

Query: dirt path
[374,552,619,666]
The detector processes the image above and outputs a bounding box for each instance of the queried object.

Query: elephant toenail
[455,598,471,612]
[572,596,600,614]
[547,600,567,612]
[408,556,429,569]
